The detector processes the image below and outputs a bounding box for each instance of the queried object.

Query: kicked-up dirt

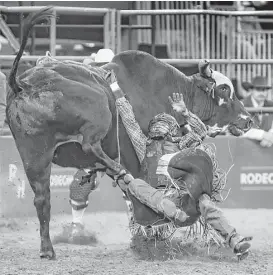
[0,209,272,275]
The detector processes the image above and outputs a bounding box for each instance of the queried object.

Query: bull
[6,7,253,260]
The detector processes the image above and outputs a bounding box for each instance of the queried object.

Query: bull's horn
[199,59,212,78]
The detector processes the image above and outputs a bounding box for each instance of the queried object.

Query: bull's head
[193,60,253,136]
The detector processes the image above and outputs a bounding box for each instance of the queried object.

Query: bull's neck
[181,76,195,110]
[185,76,215,122]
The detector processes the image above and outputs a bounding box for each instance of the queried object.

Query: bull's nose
[246,118,254,130]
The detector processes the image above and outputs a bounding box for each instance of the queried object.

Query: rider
[117,92,252,261]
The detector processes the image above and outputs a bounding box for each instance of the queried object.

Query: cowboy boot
[229,233,253,261]
[115,173,134,191]
[198,193,252,260]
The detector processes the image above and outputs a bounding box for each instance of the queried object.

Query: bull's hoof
[40,249,56,260]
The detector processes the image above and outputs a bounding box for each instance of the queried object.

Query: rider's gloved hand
[110,82,125,100]
[114,173,134,190]
[174,209,189,226]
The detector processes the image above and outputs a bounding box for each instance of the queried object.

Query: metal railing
[0,55,90,61]
[2,55,273,64]
[1,6,273,115]
[246,107,273,113]
[0,5,116,55]
[117,8,273,92]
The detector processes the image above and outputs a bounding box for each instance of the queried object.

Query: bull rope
[116,105,121,165]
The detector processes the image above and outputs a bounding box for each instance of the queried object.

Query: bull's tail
[8,6,55,94]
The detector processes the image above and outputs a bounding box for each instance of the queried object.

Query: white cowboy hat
[95,49,114,63]
[83,49,114,66]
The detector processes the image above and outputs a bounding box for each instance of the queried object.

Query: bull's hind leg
[14,135,55,259]
[80,122,122,176]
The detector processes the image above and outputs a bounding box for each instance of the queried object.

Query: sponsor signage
[50,174,74,188]
[8,164,26,199]
[50,166,77,190]
[8,163,76,191]
[240,166,273,190]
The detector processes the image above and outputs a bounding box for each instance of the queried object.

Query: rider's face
[177,125,191,137]
[171,127,179,137]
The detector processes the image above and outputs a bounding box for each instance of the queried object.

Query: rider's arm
[169,93,207,140]
[172,109,207,148]
[113,84,147,163]
[185,111,207,140]
[174,109,207,141]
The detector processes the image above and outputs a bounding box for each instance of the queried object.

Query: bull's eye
[221,86,227,92]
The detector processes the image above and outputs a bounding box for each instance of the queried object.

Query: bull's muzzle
[228,116,254,137]
[244,117,254,131]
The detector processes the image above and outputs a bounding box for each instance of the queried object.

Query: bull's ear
[199,59,212,78]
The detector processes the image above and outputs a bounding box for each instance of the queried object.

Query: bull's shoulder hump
[113,50,186,79]
[113,50,160,66]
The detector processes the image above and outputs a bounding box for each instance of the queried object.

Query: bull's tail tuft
[8,6,55,95]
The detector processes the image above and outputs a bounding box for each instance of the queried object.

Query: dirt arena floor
[0,209,272,275]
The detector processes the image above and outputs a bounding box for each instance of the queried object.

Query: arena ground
[0,209,272,275]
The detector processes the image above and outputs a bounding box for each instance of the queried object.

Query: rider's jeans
[198,194,237,245]
[128,178,180,219]
[128,179,238,247]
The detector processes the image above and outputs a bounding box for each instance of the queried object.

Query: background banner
[0,135,272,218]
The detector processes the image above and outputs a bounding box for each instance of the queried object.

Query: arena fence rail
[118,9,273,95]
[0,5,116,55]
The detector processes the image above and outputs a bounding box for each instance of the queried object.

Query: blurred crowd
[239,75,273,147]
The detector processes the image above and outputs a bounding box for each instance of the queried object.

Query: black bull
[6,8,253,260]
